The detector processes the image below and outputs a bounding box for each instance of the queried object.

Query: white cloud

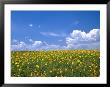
[40,32,66,37]
[19,41,26,46]
[66,29,100,49]
[11,40,60,51]
[32,41,43,47]
[40,32,60,37]
[11,41,27,51]
[11,29,100,51]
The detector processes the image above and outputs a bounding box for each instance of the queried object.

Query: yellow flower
[15,62,18,65]
[60,70,62,73]
[50,71,52,73]
[36,65,39,68]
[77,60,80,63]
[72,62,74,65]
[45,63,47,66]
[17,65,19,67]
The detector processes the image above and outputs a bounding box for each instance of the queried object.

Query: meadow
[11,50,100,77]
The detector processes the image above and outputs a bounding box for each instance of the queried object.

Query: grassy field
[11,50,100,77]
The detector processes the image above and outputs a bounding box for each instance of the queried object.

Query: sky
[11,11,100,51]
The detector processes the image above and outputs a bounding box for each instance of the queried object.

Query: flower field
[11,50,100,77]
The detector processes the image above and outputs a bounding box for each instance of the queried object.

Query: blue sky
[11,11,100,51]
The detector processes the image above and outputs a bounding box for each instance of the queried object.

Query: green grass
[11,50,100,77]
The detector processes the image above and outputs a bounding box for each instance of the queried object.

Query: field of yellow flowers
[11,50,100,77]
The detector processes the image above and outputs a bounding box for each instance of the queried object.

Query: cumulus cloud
[11,29,100,51]
[11,40,60,51]
[32,41,42,47]
[66,29,100,49]
[11,41,27,51]
[70,29,99,42]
